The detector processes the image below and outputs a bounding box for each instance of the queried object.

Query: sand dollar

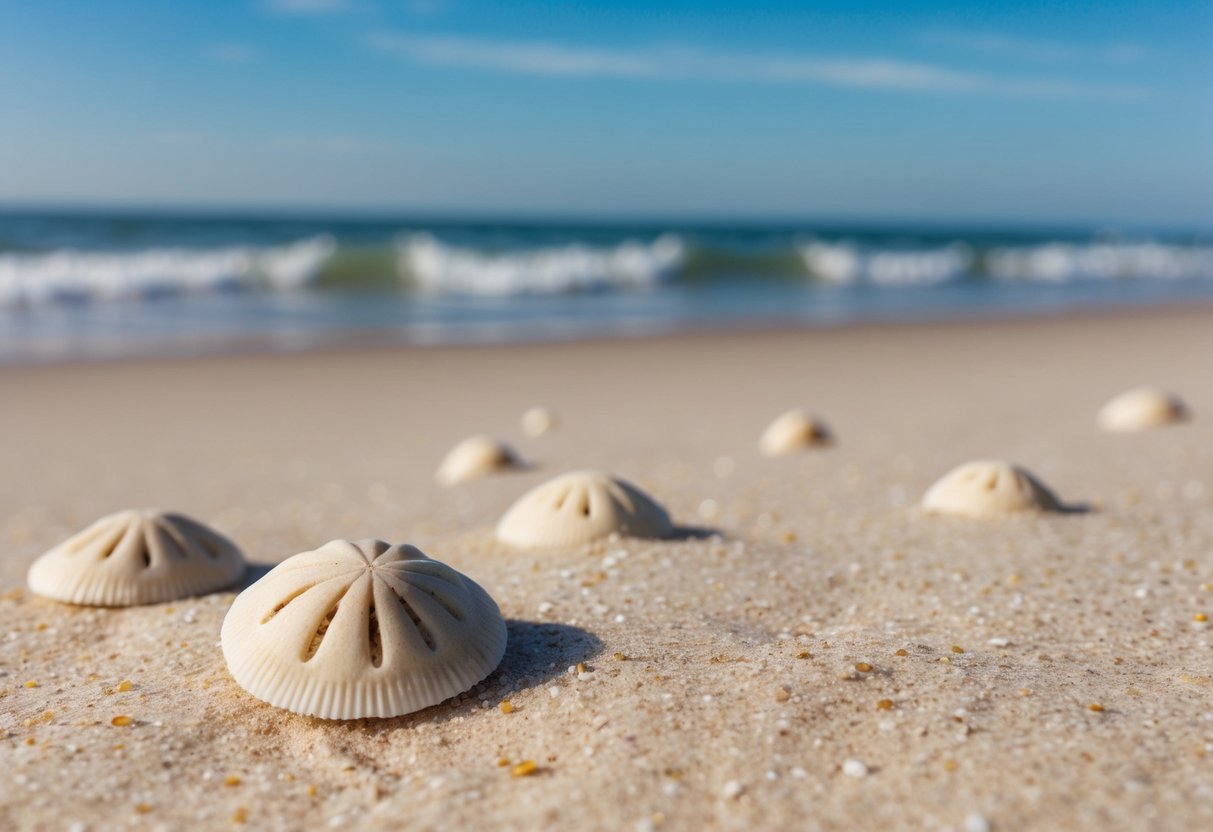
[221,539,506,720]
[496,470,674,548]
[759,409,833,456]
[1097,386,1189,432]
[27,509,245,607]
[921,460,1062,519]
[436,435,523,486]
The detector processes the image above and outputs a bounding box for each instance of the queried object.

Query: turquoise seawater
[1,210,1211,362]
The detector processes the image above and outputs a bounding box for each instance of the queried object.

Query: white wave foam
[986,242,1213,282]
[801,241,973,286]
[399,233,685,295]
[0,236,335,307]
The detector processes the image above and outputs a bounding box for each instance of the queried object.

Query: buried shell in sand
[221,539,507,720]
[27,509,246,606]
[759,409,834,456]
[436,435,524,486]
[1097,386,1189,432]
[921,460,1063,519]
[496,470,674,548]
[521,406,558,437]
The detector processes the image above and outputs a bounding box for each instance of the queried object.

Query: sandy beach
[2,307,1212,831]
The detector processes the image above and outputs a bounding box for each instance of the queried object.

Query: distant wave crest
[399,233,686,295]
[801,241,973,286]
[802,239,1213,286]
[3,229,1211,309]
[0,236,335,307]
[985,242,1213,282]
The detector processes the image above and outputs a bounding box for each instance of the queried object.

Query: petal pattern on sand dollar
[221,539,507,720]
[27,509,246,606]
[497,471,673,548]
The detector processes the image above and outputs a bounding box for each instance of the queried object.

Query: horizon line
[0,198,1209,237]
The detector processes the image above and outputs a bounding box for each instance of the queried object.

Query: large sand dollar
[27,509,245,606]
[921,460,1062,519]
[221,539,506,720]
[1097,386,1189,432]
[496,470,674,548]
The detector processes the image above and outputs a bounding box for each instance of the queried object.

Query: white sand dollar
[436,435,523,486]
[521,406,558,437]
[921,460,1062,519]
[759,409,833,456]
[221,539,506,720]
[27,509,245,606]
[497,470,674,548]
[1097,386,1189,432]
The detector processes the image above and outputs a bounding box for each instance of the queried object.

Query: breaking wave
[0,236,335,307]
[2,225,1211,310]
[398,233,686,295]
[802,241,974,286]
[800,239,1213,287]
[985,242,1213,282]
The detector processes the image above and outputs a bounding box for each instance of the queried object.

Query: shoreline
[5,294,1213,371]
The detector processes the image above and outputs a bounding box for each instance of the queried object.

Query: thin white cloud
[205,43,256,65]
[366,32,1144,99]
[923,30,1146,64]
[267,0,359,15]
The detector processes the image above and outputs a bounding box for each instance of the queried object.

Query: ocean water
[1,209,1212,362]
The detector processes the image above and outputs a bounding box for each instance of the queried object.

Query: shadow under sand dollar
[236,562,274,590]
[669,524,719,541]
[919,460,1091,519]
[332,620,603,733]
[495,619,604,686]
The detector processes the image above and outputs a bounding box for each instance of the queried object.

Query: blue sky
[0,1,1210,227]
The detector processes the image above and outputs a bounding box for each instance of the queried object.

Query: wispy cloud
[923,30,1146,64]
[204,43,256,65]
[366,32,1145,99]
[267,0,359,15]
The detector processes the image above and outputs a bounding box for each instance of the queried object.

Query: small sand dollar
[521,406,558,437]
[436,435,523,486]
[1098,386,1189,432]
[759,409,833,456]
[27,509,245,606]
[921,460,1062,519]
[496,470,674,548]
[221,539,506,720]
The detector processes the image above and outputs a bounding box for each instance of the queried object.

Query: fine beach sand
[2,308,1212,831]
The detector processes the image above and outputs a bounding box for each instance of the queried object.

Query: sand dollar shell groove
[496,470,674,548]
[27,509,246,606]
[921,460,1062,519]
[221,539,507,720]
